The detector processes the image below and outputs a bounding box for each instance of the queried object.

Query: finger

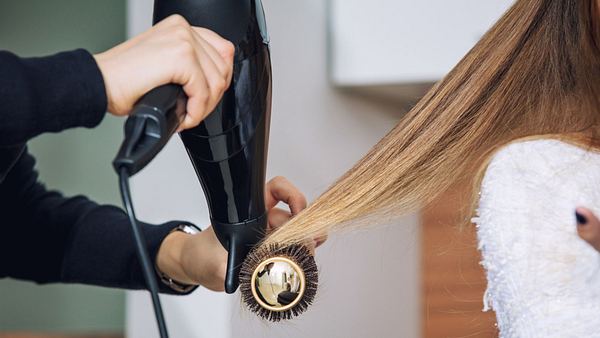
[193,27,235,64]
[265,176,307,215]
[267,208,293,232]
[314,233,328,248]
[188,37,227,112]
[576,207,600,252]
[167,26,226,130]
[305,240,316,256]
[191,29,232,86]
[178,55,211,130]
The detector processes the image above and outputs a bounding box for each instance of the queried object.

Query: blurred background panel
[422,184,498,338]
[329,0,512,86]
[0,0,126,335]
[328,0,513,105]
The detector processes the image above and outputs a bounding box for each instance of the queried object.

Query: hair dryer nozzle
[213,214,267,293]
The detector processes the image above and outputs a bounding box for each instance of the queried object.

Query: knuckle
[222,41,235,60]
[167,14,189,27]
[213,78,227,92]
[174,39,195,58]
[272,175,287,184]
[173,25,193,42]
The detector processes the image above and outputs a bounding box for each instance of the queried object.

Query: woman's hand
[156,176,327,292]
[94,14,234,131]
[575,207,600,251]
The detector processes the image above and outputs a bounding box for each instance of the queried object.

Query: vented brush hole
[250,257,306,312]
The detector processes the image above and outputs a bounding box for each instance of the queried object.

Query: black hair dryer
[114,0,272,294]
[160,0,272,294]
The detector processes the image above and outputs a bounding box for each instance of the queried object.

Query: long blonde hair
[264,0,600,246]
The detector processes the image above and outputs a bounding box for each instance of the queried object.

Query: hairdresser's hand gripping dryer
[114,0,272,293]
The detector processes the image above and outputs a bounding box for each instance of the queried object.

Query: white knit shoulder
[473,139,600,338]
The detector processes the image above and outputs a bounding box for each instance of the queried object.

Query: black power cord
[118,167,169,338]
[113,84,186,338]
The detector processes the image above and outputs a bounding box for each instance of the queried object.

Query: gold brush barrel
[239,244,318,321]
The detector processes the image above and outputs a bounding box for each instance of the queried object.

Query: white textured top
[473,139,600,338]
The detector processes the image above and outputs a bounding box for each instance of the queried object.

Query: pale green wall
[0,0,127,333]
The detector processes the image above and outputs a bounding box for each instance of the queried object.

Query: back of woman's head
[264,0,600,246]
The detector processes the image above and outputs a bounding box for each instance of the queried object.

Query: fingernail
[576,211,588,226]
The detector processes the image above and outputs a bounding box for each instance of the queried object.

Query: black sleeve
[0,49,107,146]
[0,149,196,294]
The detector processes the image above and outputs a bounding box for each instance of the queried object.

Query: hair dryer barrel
[153,0,272,293]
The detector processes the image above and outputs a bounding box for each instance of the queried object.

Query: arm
[0,151,316,293]
[474,140,600,337]
[0,49,106,146]
[0,148,187,293]
[0,15,235,148]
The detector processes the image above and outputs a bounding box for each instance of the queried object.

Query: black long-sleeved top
[0,49,194,293]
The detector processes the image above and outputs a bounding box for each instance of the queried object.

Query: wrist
[93,53,112,113]
[93,52,120,115]
[156,230,197,286]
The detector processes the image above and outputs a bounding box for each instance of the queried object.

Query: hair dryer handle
[113,84,187,175]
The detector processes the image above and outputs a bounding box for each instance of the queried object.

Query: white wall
[126,1,419,337]
[329,0,513,85]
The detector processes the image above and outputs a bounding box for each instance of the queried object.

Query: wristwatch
[156,223,201,293]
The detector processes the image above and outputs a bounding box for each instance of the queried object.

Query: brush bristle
[239,243,318,322]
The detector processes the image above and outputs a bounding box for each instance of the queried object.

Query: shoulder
[481,139,596,194]
[475,139,600,336]
[475,138,600,232]
[475,138,600,250]
[486,138,591,179]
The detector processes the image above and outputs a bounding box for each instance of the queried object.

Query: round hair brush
[239,244,319,321]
